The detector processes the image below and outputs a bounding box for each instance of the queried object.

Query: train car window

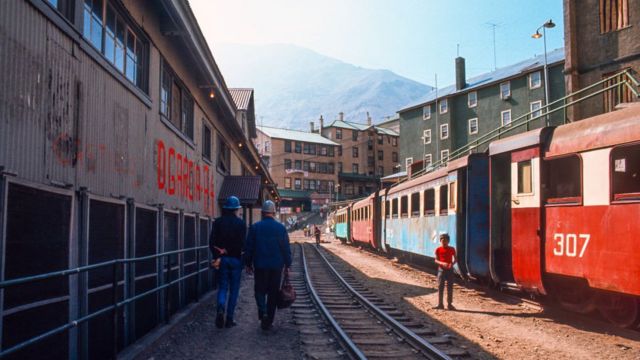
[411,192,420,217]
[544,155,581,204]
[449,182,457,210]
[611,144,640,201]
[517,160,533,194]
[392,198,399,218]
[424,189,435,216]
[439,185,448,215]
[385,200,391,218]
[401,196,409,217]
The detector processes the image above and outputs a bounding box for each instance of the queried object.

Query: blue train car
[334,206,350,243]
[380,154,489,276]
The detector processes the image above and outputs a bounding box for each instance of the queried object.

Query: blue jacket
[244,217,292,270]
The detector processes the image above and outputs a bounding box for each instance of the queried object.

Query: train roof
[489,128,547,155]
[545,104,640,158]
[353,193,375,207]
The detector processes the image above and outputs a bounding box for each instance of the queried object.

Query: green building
[398,49,565,171]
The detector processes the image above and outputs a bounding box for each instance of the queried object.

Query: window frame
[599,0,630,33]
[423,188,435,216]
[500,81,511,99]
[440,124,449,140]
[501,109,512,127]
[202,122,212,161]
[423,129,431,144]
[284,140,292,153]
[468,91,478,108]
[423,105,431,120]
[424,153,432,166]
[160,58,194,140]
[468,118,478,135]
[405,157,413,168]
[529,71,542,89]
[543,154,583,205]
[611,142,640,202]
[352,147,359,158]
[284,177,292,189]
[410,192,420,217]
[441,149,449,162]
[439,98,448,114]
[530,100,543,119]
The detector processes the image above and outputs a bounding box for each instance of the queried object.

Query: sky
[190,0,564,87]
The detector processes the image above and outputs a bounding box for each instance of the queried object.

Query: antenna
[487,22,499,70]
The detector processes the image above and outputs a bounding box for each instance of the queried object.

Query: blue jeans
[217,257,243,319]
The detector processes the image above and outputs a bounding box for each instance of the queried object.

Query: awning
[217,176,261,206]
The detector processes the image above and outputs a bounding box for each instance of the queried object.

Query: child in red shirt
[434,233,456,310]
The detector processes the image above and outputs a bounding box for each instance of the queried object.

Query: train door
[510,147,546,295]
[489,152,514,284]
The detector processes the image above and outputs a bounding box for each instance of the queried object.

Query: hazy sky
[190,0,564,86]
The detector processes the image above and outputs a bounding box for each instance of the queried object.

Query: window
[378,134,384,145]
[217,135,230,174]
[439,185,448,215]
[501,109,512,126]
[529,71,542,89]
[424,154,432,166]
[500,81,511,99]
[423,105,431,120]
[294,178,302,190]
[264,141,271,153]
[338,146,342,156]
[611,144,640,200]
[441,150,449,162]
[392,197,398,218]
[309,162,317,172]
[603,71,635,112]
[411,192,420,216]
[284,178,291,189]
[367,156,375,167]
[284,159,292,169]
[392,137,398,147]
[202,123,212,160]
[405,157,413,168]
[378,166,384,176]
[392,152,398,162]
[600,0,629,33]
[328,146,335,157]
[468,118,478,135]
[440,124,449,139]
[47,0,75,21]
[468,91,477,107]
[378,150,384,161]
[295,142,302,153]
[320,146,328,156]
[294,160,302,170]
[309,180,316,190]
[345,183,354,195]
[423,129,431,144]
[352,164,359,173]
[530,101,543,119]
[352,130,358,141]
[338,162,343,173]
[439,99,448,114]
[83,0,147,90]
[284,140,292,152]
[544,156,582,203]
[160,59,194,139]
[449,182,457,210]
[517,160,532,194]
[303,161,310,171]
[385,200,391,218]
[328,162,335,174]
[400,196,409,217]
[424,189,435,216]
[336,129,342,139]
[352,147,359,158]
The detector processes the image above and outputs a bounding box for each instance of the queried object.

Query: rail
[307,244,451,360]
[404,68,640,182]
[0,245,212,358]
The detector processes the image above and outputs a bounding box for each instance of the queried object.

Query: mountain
[213,43,433,129]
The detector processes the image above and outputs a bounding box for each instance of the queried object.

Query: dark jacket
[244,217,292,270]
[209,212,246,259]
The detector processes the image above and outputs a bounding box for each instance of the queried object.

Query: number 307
[552,233,590,258]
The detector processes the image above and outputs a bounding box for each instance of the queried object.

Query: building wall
[564,0,640,121]
[400,63,565,167]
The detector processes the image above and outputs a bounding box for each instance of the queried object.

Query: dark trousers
[254,268,283,323]
[437,268,454,305]
[217,257,243,319]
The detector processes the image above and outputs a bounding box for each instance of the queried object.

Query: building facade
[564,0,640,121]
[255,125,339,211]
[0,1,275,358]
[399,51,566,172]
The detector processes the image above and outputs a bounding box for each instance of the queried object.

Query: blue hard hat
[223,196,242,209]
[261,200,276,213]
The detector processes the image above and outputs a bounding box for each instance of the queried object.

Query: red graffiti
[156,140,215,216]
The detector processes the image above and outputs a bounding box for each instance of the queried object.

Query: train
[332,104,640,328]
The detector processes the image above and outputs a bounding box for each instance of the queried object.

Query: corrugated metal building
[0,1,276,358]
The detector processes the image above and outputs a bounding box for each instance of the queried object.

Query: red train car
[350,194,376,249]
[491,104,640,327]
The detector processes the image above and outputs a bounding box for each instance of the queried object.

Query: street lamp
[532,19,555,126]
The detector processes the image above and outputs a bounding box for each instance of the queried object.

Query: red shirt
[435,246,456,269]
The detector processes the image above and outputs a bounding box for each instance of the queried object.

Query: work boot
[432,304,444,310]
[215,310,225,328]
[225,317,237,328]
[447,304,456,311]
[260,314,271,330]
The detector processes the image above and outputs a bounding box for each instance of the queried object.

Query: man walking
[433,233,456,310]
[244,200,292,330]
[210,196,246,328]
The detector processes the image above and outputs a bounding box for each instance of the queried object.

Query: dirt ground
[135,272,301,360]
[319,236,640,360]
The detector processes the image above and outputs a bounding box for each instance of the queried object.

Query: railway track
[291,242,468,359]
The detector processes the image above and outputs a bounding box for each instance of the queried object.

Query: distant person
[314,225,321,245]
[209,196,246,328]
[433,233,456,310]
[244,201,292,330]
